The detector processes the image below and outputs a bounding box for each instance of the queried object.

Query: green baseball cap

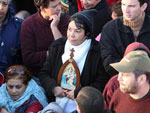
[110,51,150,73]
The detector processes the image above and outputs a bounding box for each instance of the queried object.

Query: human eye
[68,27,72,31]
[16,85,22,89]
[129,5,135,8]
[8,85,13,89]
[2,2,8,6]
[75,29,82,33]
[121,3,124,6]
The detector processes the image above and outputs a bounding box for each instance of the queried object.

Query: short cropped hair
[133,70,150,82]
[76,86,104,113]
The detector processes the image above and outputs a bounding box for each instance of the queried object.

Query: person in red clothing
[109,51,150,113]
[0,65,48,113]
[106,0,121,7]
[21,0,70,76]
[103,42,150,109]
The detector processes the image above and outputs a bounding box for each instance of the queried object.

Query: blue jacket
[0,8,22,75]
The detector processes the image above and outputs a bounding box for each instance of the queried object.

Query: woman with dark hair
[39,10,109,113]
[21,0,70,76]
[0,65,48,113]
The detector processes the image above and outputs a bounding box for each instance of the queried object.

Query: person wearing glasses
[0,65,48,113]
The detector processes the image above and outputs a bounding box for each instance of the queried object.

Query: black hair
[69,17,90,37]
[138,0,148,6]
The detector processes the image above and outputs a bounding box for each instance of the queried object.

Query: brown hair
[111,1,122,17]
[34,0,54,9]
[5,65,33,85]
[76,87,105,113]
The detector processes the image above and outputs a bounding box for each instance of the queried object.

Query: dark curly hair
[69,17,90,38]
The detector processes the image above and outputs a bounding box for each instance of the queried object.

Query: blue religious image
[61,64,77,90]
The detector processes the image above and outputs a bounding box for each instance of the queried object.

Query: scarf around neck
[62,39,91,74]
[0,79,48,112]
[123,12,145,31]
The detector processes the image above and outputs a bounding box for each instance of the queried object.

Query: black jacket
[100,14,150,76]
[90,0,111,38]
[38,37,109,102]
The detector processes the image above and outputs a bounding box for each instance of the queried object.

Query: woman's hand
[1,108,9,113]
[53,86,66,97]
[65,90,74,99]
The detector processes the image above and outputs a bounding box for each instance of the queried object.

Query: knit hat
[40,102,64,113]
[71,9,97,38]
[124,42,150,56]
[110,51,150,73]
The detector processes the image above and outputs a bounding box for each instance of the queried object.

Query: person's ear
[40,6,47,13]
[137,74,146,84]
[141,3,147,12]
[76,104,84,113]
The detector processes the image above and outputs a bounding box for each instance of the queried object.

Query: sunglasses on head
[7,68,25,75]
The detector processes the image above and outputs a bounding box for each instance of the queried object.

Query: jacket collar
[94,0,108,10]
[118,14,150,34]
[36,11,51,26]
[2,10,12,26]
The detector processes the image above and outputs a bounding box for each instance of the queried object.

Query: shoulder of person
[51,37,67,47]
[102,17,122,30]
[89,39,101,53]
[60,13,70,20]
[12,16,23,24]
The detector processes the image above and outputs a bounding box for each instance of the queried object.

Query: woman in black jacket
[39,10,109,113]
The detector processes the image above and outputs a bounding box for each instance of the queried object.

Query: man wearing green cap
[109,51,150,113]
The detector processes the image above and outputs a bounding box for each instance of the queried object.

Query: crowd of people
[0,0,150,113]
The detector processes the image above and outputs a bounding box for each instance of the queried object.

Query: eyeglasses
[7,68,24,75]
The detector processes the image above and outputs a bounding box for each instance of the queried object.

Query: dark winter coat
[100,14,150,76]
[39,37,110,102]
[0,9,22,75]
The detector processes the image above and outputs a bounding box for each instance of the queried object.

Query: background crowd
[0,0,150,113]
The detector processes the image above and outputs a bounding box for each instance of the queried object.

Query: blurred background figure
[106,0,121,7]
[111,1,122,19]
[0,65,48,113]
[21,0,70,76]
[81,0,111,39]
[15,10,31,20]
[76,86,115,113]
[0,0,22,81]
